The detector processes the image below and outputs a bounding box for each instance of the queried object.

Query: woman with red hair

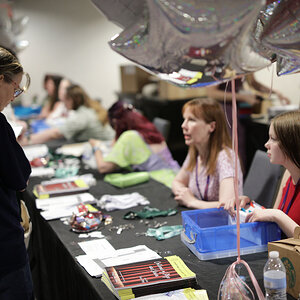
[89,101,179,187]
[172,98,243,209]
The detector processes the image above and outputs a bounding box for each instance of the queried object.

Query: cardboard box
[120,65,152,94]
[159,81,207,100]
[268,226,300,299]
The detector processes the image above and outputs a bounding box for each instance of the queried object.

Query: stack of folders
[33,178,89,199]
[101,255,198,299]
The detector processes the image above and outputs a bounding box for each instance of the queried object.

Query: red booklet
[33,179,89,199]
[101,255,197,299]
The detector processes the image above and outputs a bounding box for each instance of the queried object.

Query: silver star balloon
[0,1,29,53]
[260,0,300,75]
[92,0,300,86]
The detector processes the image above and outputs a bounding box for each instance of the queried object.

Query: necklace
[195,156,210,201]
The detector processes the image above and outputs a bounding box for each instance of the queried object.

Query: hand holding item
[245,208,274,223]
[218,195,251,217]
[276,91,291,105]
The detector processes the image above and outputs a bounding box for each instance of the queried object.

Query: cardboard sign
[268,227,300,299]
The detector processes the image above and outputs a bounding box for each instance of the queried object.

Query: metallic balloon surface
[260,0,300,75]
[92,0,300,85]
[0,2,29,53]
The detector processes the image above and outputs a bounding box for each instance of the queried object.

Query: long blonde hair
[66,85,108,124]
[183,98,232,175]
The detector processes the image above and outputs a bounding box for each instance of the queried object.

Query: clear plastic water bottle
[264,251,287,300]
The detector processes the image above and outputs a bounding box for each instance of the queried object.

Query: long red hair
[108,101,164,144]
[183,98,232,175]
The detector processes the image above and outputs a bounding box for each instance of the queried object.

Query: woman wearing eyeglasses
[0,47,34,299]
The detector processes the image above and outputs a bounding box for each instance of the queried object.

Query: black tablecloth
[24,171,295,300]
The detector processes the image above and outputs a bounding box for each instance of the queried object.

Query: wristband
[92,145,101,154]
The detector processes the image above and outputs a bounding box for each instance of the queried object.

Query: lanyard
[195,156,210,201]
[280,177,300,215]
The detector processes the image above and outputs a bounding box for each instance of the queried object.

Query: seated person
[89,101,180,187]
[220,110,300,238]
[19,84,115,145]
[172,98,243,209]
[244,73,290,105]
[43,77,72,127]
[38,74,65,120]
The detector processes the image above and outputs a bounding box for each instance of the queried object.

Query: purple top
[133,146,180,172]
[182,148,243,201]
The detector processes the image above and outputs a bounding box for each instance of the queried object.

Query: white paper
[36,192,95,210]
[30,167,55,177]
[76,255,103,277]
[101,245,161,267]
[40,205,80,220]
[78,232,104,239]
[76,245,161,278]
[135,289,209,299]
[11,125,23,138]
[56,142,89,157]
[23,144,49,161]
[78,239,117,259]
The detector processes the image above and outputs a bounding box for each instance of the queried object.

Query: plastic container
[181,208,281,260]
[264,251,287,299]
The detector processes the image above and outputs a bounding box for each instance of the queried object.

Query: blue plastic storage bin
[181,208,281,260]
[14,105,41,119]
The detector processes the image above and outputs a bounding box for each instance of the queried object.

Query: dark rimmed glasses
[6,72,31,98]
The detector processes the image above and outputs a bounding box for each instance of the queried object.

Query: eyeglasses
[6,72,31,98]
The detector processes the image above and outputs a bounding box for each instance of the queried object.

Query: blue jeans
[0,261,34,300]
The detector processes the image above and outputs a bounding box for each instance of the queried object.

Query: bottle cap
[269,251,279,258]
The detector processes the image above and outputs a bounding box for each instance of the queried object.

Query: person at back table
[43,77,72,127]
[38,74,64,119]
[172,98,243,209]
[221,110,300,238]
[19,84,115,145]
[89,100,180,187]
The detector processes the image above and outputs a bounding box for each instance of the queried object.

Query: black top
[0,112,31,277]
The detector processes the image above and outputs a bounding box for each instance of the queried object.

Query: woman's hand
[174,187,198,208]
[276,91,290,105]
[18,135,30,146]
[89,138,101,148]
[218,195,251,216]
[245,208,274,223]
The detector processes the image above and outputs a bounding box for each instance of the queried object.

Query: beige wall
[15,0,128,108]
[14,0,300,107]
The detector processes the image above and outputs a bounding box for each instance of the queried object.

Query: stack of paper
[76,241,161,278]
[37,192,95,220]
